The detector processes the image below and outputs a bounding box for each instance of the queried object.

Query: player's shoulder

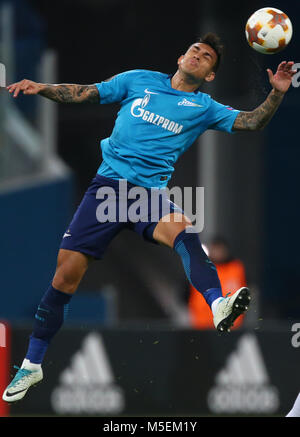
[123,69,168,83]
[193,90,214,106]
[197,91,237,111]
[119,69,167,81]
[197,90,223,103]
[114,69,168,92]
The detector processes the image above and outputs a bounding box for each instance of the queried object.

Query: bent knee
[153,213,194,248]
[53,249,90,293]
[52,263,88,294]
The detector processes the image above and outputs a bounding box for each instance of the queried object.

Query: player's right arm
[6,79,99,103]
[233,61,296,131]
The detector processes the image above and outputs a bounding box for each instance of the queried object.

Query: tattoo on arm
[38,84,99,104]
[233,89,284,131]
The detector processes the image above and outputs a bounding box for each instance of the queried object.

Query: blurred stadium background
[0,0,299,417]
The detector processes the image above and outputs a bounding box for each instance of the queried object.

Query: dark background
[9,326,300,417]
[4,0,300,323]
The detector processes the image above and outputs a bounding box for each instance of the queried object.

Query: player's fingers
[278,61,287,70]
[7,82,22,96]
[266,68,273,81]
[13,83,28,97]
[287,62,295,70]
[8,79,30,92]
[284,61,294,70]
[7,83,18,92]
[13,85,22,97]
[13,82,31,97]
[284,62,296,76]
[22,83,31,94]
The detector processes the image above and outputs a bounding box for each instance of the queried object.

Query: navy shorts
[60,174,183,259]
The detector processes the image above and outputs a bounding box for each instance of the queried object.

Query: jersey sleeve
[207,98,240,133]
[94,70,135,104]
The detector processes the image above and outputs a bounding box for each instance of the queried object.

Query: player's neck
[171,70,202,93]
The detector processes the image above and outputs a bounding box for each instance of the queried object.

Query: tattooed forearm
[233,89,285,131]
[38,84,99,104]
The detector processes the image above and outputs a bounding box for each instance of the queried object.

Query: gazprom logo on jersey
[130,94,183,134]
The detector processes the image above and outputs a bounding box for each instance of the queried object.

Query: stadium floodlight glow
[0,63,6,88]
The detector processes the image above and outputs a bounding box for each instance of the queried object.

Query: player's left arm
[233,61,296,131]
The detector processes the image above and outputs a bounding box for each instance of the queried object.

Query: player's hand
[267,61,297,94]
[7,79,43,98]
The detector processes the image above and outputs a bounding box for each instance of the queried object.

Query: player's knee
[53,249,90,293]
[170,221,195,246]
[52,264,86,294]
[153,213,193,247]
[52,275,76,294]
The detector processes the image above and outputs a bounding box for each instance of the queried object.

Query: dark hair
[197,32,224,72]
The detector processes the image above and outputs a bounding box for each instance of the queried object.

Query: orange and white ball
[245,7,293,54]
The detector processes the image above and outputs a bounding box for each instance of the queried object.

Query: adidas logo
[51,332,125,414]
[207,334,279,414]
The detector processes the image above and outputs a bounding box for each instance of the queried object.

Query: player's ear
[204,70,216,82]
[177,55,185,66]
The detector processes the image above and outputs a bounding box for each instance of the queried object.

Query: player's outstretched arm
[233,61,296,131]
[7,79,99,103]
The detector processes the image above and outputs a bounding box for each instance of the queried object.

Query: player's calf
[173,229,224,311]
[171,229,250,332]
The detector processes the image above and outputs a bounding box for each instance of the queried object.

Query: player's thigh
[52,248,93,293]
[152,213,193,248]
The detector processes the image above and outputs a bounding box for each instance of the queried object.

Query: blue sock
[26,285,72,364]
[174,230,222,307]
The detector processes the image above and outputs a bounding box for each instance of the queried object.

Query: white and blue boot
[2,359,43,403]
[213,287,251,332]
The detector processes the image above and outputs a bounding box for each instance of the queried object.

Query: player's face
[177,43,217,83]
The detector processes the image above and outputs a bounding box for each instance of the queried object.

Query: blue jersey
[95,69,240,188]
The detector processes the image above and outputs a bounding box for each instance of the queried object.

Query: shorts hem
[59,245,103,260]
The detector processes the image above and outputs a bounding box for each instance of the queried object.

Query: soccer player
[2,33,296,402]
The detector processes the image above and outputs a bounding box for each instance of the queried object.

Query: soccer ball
[245,7,293,54]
